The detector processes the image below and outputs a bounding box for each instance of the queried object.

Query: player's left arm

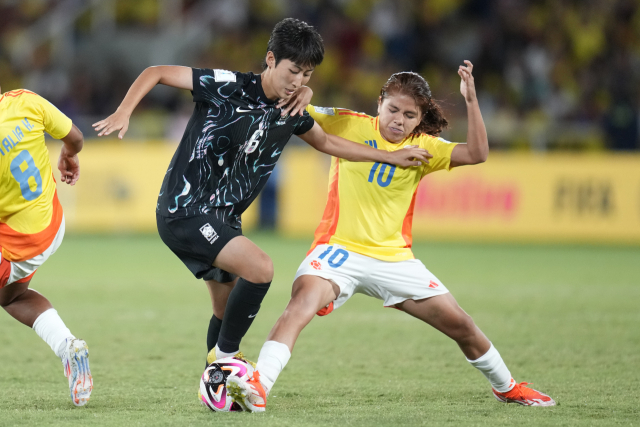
[58,123,83,186]
[299,122,432,167]
[450,61,489,168]
[38,93,84,186]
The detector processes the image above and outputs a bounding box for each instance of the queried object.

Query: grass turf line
[0,233,638,426]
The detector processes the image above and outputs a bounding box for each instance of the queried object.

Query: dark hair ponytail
[380,72,448,137]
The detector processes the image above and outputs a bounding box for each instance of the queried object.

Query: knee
[283,292,319,320]
[450,312,478,342]
[290,277,334,314]
[213,300,227,318]
[243,254,273,284]
[0,283,28,307]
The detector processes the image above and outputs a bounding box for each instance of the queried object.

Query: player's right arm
[92,66,192,139]
[299,122,431,167]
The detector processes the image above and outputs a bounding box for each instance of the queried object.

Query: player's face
[377,93,422,143]
[264,52,314,100]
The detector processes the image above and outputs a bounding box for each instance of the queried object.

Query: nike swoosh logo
[248,314,257,318]
[236,107,253,113]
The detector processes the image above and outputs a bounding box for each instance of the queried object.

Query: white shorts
[0,216,65,287]
[294,244,449,315]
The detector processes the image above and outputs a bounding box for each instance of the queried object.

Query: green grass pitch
[0,233,638,426]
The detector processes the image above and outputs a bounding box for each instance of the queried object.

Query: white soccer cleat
[225,370,267,413]
[61,338,93,406]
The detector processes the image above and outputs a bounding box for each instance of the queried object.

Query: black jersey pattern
[157,68,315,227]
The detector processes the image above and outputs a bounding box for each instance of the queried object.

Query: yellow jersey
[307,105,457,262]
[0,90,71,261]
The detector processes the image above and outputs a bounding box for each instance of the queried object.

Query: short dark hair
[380,72,449,137]
[263,18,324,70]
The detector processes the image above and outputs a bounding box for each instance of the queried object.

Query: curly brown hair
[380,72,448,137]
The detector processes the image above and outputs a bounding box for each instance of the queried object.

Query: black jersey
[157,68,315,227]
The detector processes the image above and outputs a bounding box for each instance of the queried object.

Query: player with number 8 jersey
[0,90,68,256]
[0,87,92,406]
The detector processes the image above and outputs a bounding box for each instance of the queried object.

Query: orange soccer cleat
[493,382,556,406]
[226,370,267,412]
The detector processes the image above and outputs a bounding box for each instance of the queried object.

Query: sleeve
[191,68,241,103]
[304,105,353,136]
[36,94,72,140]
[292,110,315,135]
[421,136,458,177]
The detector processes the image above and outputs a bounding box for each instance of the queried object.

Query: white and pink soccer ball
[199,356,254,412]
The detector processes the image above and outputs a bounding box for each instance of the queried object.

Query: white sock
[466,343,514,392]
[215,344,238,360]
[32,308,75,359]
[256,340,291,393]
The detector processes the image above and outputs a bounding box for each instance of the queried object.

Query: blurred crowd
[1,0,639,150]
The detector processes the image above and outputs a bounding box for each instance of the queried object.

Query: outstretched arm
[450,61,489,167]
[92,66,192,139]
[298,122,432,167]
[58,123,83,186]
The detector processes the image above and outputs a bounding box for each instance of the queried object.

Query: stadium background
[2,0,640,243]
[1,1,639,425]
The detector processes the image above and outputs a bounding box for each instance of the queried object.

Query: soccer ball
[199,356,254,412]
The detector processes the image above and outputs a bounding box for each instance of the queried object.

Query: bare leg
[1,269,94,406]
[213,236,273,283]
[267,275,340,351]
[205,277,238,319]
[0,279,52,328]
[204,278,237,355]
[249,274,340,395]
[397,293,491,360]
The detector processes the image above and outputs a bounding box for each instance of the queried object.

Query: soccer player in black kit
[93,18,429,381]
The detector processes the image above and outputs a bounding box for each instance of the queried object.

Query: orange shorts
[0,217,65,289]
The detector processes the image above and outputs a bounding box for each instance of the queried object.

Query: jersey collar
[373,116,420,148]
[253,73,276,106]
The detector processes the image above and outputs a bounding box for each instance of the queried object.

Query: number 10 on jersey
[368,162,396,187]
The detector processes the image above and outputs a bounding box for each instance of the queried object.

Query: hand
[386,145,433,167]
[58,144,80,185]
[458,60,477,103]
[92,109,130,139]
[276,86,313,117]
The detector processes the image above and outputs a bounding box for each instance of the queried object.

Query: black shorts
[156,213,242,283]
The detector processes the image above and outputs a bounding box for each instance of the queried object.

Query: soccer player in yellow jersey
[0,86,92,406]
[226,61,556,411]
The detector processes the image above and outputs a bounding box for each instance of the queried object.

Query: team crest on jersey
[200,223,219,244]
[213,69,236,82]
[275,113,289,126]
[310,260,322,270]
[313,106,334,115]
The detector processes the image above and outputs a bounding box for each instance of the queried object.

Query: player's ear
[377,96,382,114]
[265,51,276,69]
